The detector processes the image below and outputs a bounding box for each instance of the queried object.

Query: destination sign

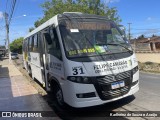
[65,21,111,30]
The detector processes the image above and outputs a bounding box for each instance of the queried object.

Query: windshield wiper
[107,43,133,54]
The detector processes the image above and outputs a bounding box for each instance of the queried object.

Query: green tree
[33,0,121,28]
[152,34,157,37]
[10,37,24,54]
[137,34,145,39]
[29,27,35,32]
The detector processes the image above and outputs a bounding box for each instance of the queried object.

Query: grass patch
[138,61,160,73]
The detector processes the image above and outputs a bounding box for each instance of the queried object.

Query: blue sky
[0,0,160,45]
[0,0,44,45]
[109,0,160,38]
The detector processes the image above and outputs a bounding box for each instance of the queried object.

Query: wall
[135,53,160,63]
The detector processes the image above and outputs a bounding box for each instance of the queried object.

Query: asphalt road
[14,55,160,120]
[132,72,160,111]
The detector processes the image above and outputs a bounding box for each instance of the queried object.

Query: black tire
[22,66,25,69]
[28,66,32,77]
[55,85,65,107]
[22,62,25,69]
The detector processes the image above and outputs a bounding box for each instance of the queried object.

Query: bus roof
[24,13,109,39]
[24,15,58,39]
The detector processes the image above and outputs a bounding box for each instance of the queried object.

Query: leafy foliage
[29,27,35,32]
[32,0,121,28]
[10,37,23,54]
[152,34,157,37]
[137,34,145,39]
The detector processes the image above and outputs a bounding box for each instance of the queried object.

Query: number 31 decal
[72,66,84,75]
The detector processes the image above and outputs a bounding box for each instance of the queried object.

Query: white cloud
[110,0,120,3]
[0,11,3,19]
[30,0,36,1]
[147,17,152,21]
[135,29,160,37]
[144,29,159,34]
[104,0,120,5]
[146,17,156,21]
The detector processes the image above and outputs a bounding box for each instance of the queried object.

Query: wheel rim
[56,89,63,105]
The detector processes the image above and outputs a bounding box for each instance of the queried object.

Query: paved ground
[0,57,59,120]
[131,72,160,111]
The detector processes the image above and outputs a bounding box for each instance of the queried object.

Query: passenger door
[42,26,64,91]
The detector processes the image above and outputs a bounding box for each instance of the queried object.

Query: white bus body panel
[48,54,65,82]
[29,52,43,83]
[63,78,139,108]
[65,54,138,77]
[61,53,139,107]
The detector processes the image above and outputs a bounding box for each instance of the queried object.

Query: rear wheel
[28,66,32,77]
[22,61,25,69]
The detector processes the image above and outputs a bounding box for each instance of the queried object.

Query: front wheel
[55,86,65,107]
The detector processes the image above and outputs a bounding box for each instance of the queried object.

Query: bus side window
[44,32,52,45]
[48,28,62,60]
[33,34,38,52]
[29,37,34,52]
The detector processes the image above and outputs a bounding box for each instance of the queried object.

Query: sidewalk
[0,58,58,120]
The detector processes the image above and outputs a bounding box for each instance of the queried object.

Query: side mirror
[44,33,52,45]
[118,25,125,33]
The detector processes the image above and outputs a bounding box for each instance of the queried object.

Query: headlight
[132,66,139,75]
[67,76,93,84]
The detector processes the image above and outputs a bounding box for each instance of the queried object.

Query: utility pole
[4,12,11,63]
[128,23,132,42]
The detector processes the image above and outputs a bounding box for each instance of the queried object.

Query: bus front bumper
[62,80,139,108]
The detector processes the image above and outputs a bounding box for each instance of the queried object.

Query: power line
[5,0,12,16]
[5,0,17,25]
[5,0,9,13]
[132,31,160,35]
[12,0,20,19]
[0,26,5,30]
[9,0,17,25]
[132,28,160,30]
[0,17,4,24]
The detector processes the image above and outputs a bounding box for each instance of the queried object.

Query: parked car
[6,53,8,57]
[11,53,19,59]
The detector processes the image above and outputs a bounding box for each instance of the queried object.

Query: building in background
[131,36,160,52]
[0,46,6,56]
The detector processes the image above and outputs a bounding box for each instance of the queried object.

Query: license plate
[111,81,125,89]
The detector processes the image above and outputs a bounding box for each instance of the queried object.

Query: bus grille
[97,70,131,85]
[94,70,132,100]
[102,86,129,98]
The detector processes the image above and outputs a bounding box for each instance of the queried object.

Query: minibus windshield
[59,19,131,58]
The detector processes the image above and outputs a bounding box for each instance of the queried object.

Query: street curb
[140,71,160,75]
